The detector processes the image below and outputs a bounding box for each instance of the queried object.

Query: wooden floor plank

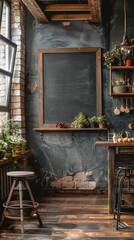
[0,192,134,239]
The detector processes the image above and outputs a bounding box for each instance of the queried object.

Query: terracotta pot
[99,122,106,128]
[126,59,133,66]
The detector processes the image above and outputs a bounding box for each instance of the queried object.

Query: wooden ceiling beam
[44,4,90,12]
[87,0,101,23]
[21,0,49,23]
[49,13,92,21]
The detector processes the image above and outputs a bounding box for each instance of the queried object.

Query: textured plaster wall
[25,1,134,189]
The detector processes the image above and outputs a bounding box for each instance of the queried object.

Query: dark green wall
[25,0,134,188]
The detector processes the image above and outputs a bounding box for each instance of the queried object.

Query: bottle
[113,132,119,143]
[127,78,131,92]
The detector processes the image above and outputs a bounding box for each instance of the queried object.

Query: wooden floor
[0,192,134,239]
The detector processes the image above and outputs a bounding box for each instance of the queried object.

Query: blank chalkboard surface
[38,48,102,128]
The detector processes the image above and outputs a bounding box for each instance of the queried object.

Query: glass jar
[113,133,119,142]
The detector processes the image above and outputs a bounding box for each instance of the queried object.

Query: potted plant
[8,135,27,157]
[112,77,127,93]
[103,50,115,68]
[71,112,90,128]
[97,115,107,128]
[89,116,98,128]
[0,139,8,159]
[103,42,133,68]
[103,43,122,68]
[124,54,133,66]
[0,119,27,160]
[112,42,123,66]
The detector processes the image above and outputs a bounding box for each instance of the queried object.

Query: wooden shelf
[33,127,108,131]
[110,92,134,98]
[109,65,134,98]
[111,66,134,70]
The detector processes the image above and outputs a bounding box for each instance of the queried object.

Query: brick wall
[11,0,26,135]
[51,171,96,190]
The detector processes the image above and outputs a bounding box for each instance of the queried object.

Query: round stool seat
[7,171,35,178]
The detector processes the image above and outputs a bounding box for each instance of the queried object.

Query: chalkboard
[38,48,102,128]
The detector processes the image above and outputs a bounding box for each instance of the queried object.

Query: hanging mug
[120,131,130,138]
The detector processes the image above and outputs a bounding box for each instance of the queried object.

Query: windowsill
[0,150,32,167]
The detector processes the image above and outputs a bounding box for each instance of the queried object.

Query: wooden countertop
[95,141,134,147]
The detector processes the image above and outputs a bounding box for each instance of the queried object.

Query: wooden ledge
[33,127,108,131]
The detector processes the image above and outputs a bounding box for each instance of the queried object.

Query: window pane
[0,74,11,106]
[0,112,9,132]
[0,38,15,73]
[0,1,3,30]
[1,0,10,38]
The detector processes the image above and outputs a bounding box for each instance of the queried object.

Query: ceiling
[20,0,101,24]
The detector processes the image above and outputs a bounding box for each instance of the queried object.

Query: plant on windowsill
[0,119,27,163]
[0,139,8,160]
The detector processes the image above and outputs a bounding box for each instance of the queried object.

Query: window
[0,0,17,129]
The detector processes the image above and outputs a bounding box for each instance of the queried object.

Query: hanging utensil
[114,99,120,115]
[120,98,125,112]
[128,117,134,129]
[124,98,130,114]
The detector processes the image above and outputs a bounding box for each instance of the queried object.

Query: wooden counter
[95,141,134,213]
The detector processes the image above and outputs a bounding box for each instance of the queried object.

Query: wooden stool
[113,166,134,230]
[0,171,42,233]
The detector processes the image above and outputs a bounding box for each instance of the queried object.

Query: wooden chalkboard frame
[38,47,102,129]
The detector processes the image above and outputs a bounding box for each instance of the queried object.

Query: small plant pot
[113,85,127,93]
[99,122,106,128]
[126,59,133,66]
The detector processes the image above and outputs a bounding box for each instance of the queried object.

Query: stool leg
[25,180,42,225]
[116,175,124,230]
[18,181,24,234]
[0,179,17,227]
[113,169,121,220]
